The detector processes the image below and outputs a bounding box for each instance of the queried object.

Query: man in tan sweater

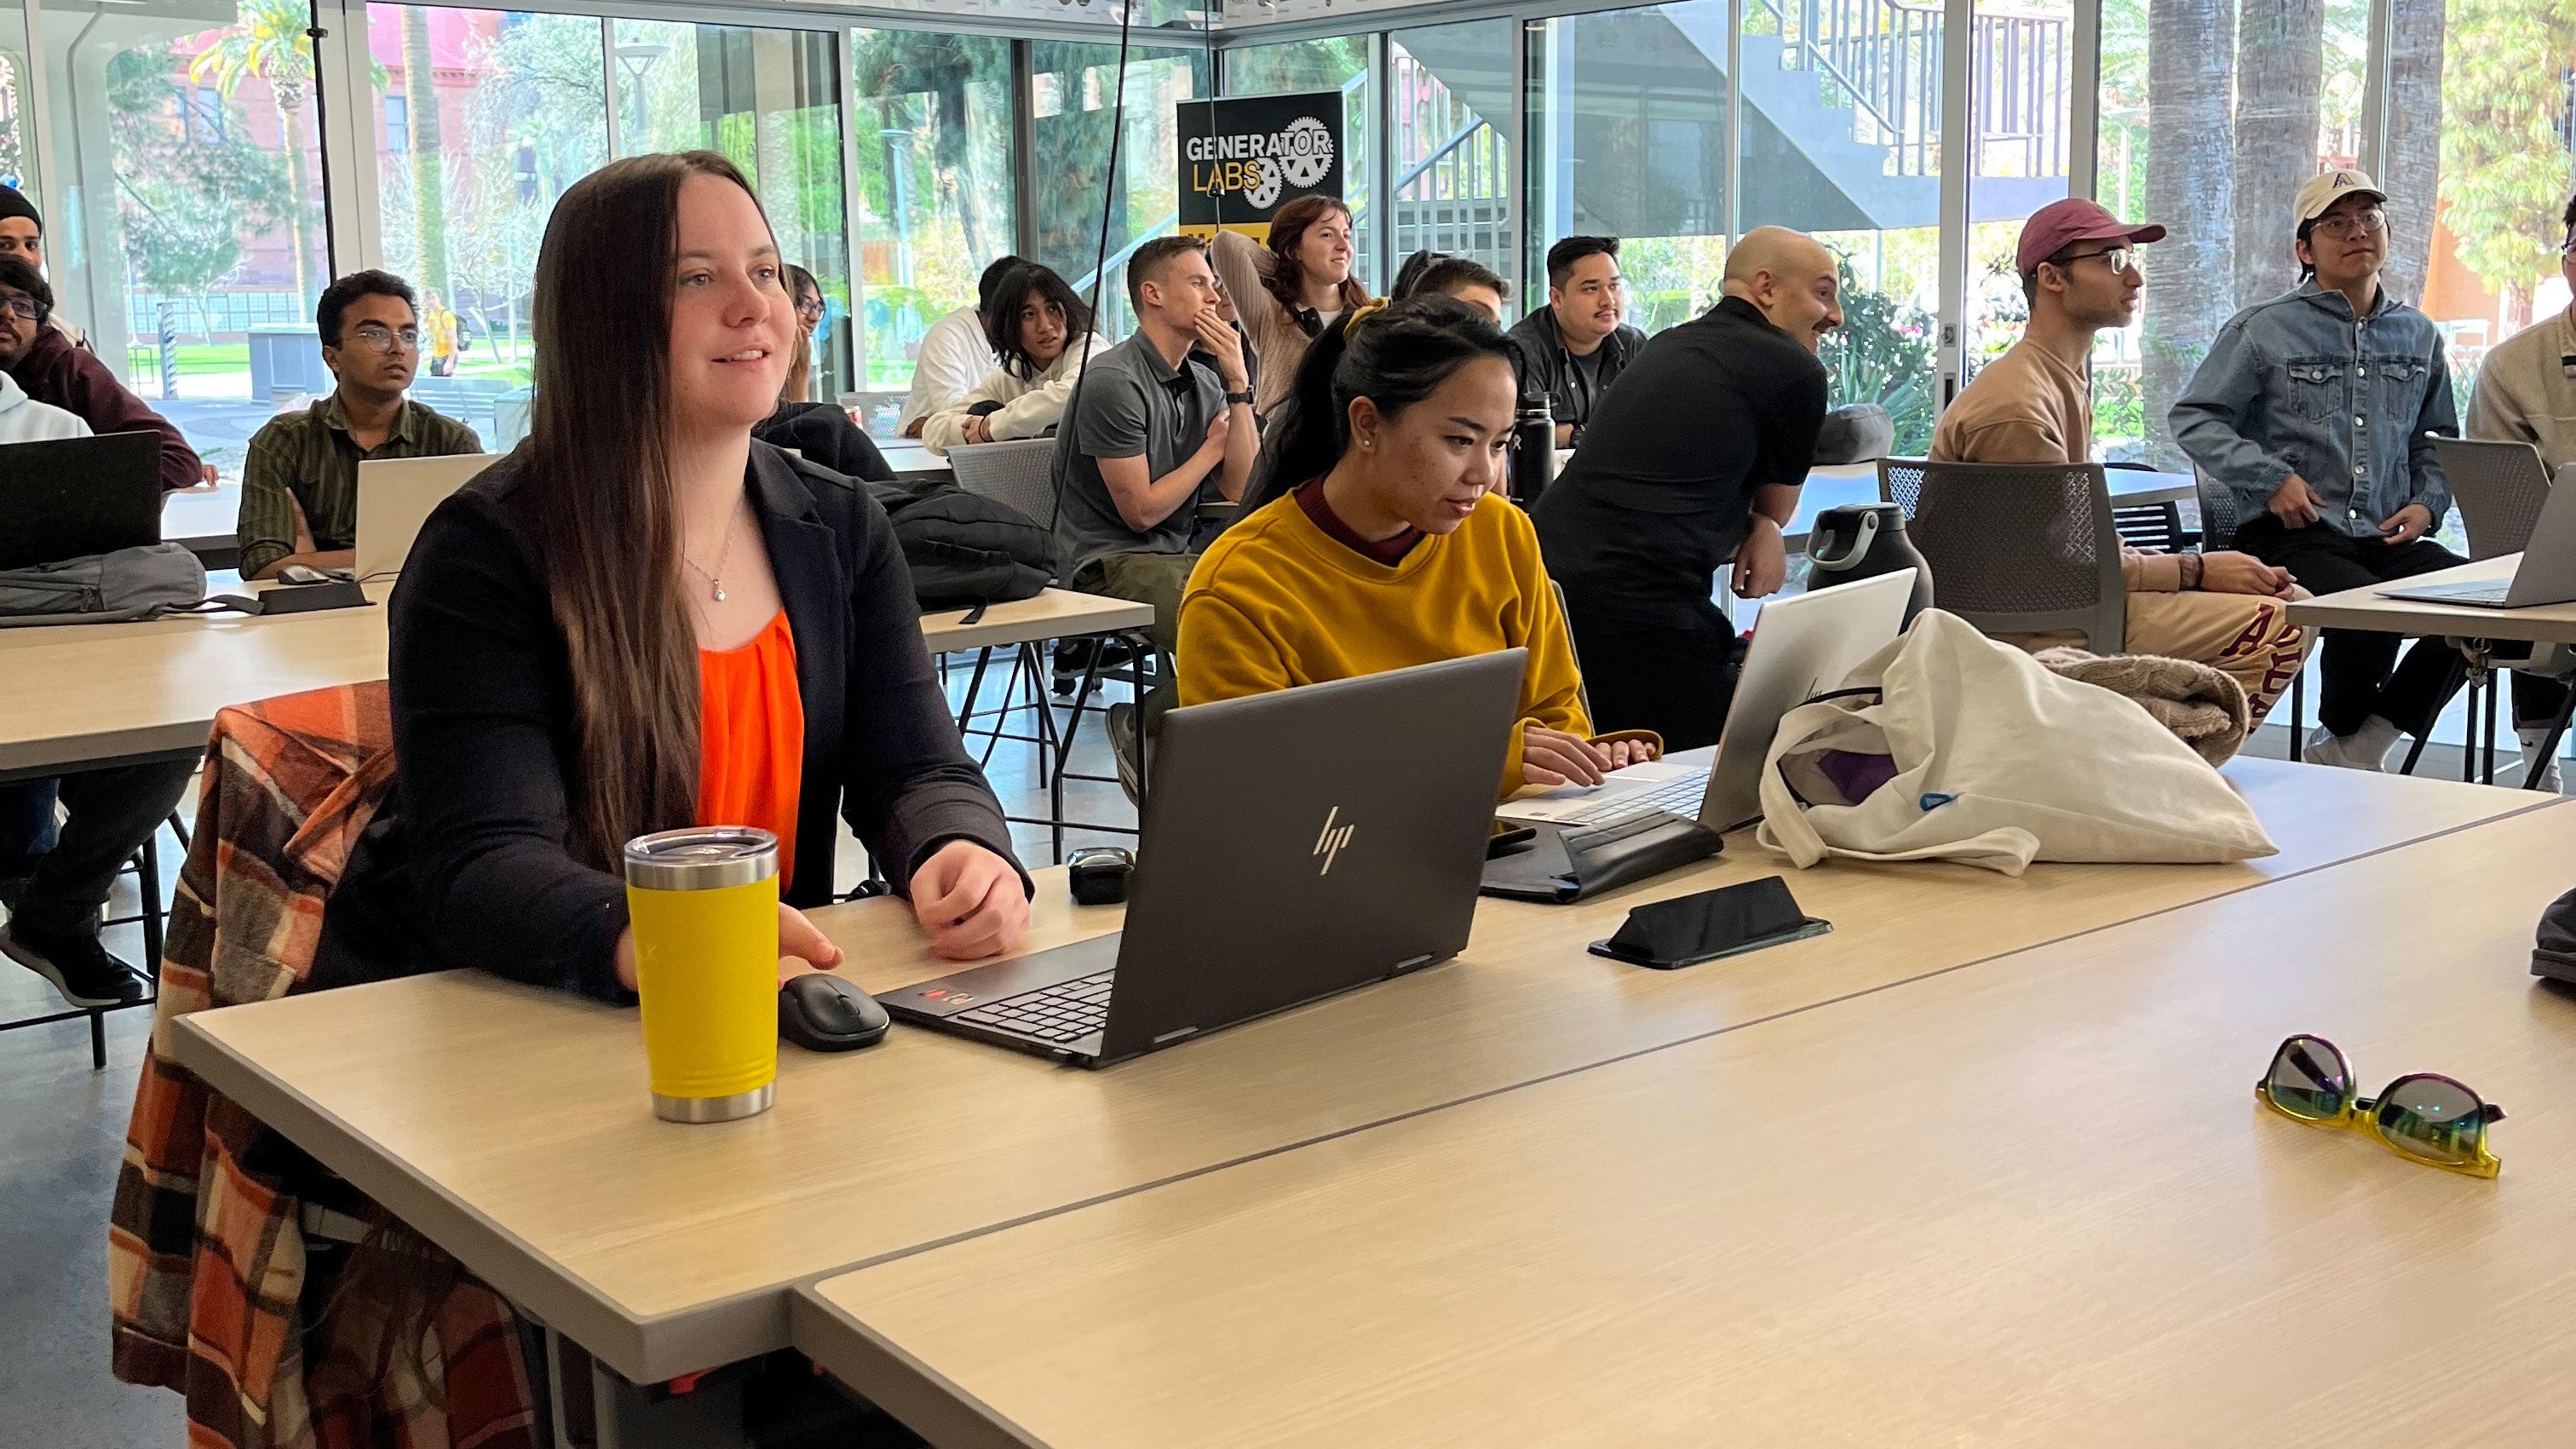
[1931,198,2310,722]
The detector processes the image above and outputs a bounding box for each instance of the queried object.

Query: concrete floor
[0,658,1136,1447]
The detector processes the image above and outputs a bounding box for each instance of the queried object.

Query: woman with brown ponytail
[1208,193,1369,422]
[322,152,1029,999]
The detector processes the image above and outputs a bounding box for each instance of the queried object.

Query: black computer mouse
[778,973,891,1052]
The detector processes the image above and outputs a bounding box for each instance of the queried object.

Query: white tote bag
[1754,610,2277,875]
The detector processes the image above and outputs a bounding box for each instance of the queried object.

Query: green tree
[189,0,321,305]
[2433,0,2576,331]
[103,46,290,342]
[1821,259,1938,456]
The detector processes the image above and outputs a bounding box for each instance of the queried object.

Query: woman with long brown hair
[322,151,1028,999]
[1209,193,1369,422]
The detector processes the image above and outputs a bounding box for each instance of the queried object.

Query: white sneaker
[2304,724,2388,772]
[2515,730,2566,792]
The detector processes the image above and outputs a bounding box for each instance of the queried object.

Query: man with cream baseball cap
[2172,168,2470,772]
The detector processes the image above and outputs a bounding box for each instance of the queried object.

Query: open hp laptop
[1498,569,1916,834]
[885,651,1523,1067]
[0,432,163,571]
[354,452,494,582]
[2379,446,2576,608]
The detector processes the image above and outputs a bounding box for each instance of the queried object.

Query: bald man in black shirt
[1533,227,1844,750]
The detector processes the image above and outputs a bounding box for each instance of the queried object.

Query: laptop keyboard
[1546,771,1711,829]
[952,969,1116,1044]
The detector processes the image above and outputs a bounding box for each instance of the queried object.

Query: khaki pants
[1074,551,1198,720]
[2015,589,2312,725]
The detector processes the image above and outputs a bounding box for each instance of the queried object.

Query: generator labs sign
[1178,92,1343,242]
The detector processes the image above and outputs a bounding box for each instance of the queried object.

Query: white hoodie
[0,370,90,442]
[920,334,1107,456]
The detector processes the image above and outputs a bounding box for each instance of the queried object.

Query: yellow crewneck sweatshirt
[1178,488,1591,796]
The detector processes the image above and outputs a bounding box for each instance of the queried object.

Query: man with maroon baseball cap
[1932,198,2311,724]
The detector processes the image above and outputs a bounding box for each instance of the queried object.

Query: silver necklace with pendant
[683,510,740,603]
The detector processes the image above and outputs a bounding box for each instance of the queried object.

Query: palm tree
[2140,0,2236,469]
[190,0,320,305]
[2233,0,2326,306]
[401,6,448,299]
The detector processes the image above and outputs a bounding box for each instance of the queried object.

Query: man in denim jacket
[2171,170,2466,771]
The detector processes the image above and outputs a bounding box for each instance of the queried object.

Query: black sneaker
[1107,702,1144,807]
[2,920,145,1009]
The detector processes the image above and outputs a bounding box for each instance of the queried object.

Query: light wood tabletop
[164,760,2548,1385]
[916,589,1153,655]
[0,586,1146,779]
[799,796,2576,1449]
[2286,553,2576,644]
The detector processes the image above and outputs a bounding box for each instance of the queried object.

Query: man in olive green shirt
[238,269,481,579]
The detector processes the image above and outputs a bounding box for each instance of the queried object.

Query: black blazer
[323,444,1026,1003]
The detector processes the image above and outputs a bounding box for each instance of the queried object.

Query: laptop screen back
[1097,651,1525,1061]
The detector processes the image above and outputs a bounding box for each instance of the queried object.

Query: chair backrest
[946,437,1063,533]
[2191,465,2244,550]
[2435,437,2554,561]
[2111,500,2187,553]
[1877,457,2126,652]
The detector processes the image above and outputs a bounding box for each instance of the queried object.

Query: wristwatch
[1224,388,1255,406]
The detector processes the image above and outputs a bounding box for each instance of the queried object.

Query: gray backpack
[0,543,208,626]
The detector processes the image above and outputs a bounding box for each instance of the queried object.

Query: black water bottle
[1510,397,1555,506]
[1805,503,1935,624]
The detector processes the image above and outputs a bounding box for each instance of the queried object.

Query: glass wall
[2412,0,2574,393]
[848,27,1014,426]
[1222,36,1373,291]
[46,0,332,482]
[1029,40,1210,338]
[368,3,606,425]
[1526,1,1732,331]
[1963,0,2073,380]
[1388,20,1513,305]
[1739,0,1941,454]
[612,20,848,396]
[2096,0,2356,465]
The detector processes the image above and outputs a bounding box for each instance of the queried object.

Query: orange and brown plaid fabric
[106,681,541,1449]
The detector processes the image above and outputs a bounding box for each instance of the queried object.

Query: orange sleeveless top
[697,611,806,887]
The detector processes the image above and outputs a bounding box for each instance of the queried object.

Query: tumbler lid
[622,826,779,891]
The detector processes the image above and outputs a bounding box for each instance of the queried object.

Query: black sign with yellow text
[1178,91,1343,244]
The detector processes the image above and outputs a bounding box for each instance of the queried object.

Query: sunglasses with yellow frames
[2257,1034,2503,1177]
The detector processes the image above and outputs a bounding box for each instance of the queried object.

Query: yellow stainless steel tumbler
[623,826,780,1124]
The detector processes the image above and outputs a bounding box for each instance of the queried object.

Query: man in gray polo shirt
[1050,234,1257,665]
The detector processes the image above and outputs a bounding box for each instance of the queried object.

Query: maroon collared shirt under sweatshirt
[9,325,203,492]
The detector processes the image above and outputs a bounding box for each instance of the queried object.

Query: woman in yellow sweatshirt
[1180,296,1656,794]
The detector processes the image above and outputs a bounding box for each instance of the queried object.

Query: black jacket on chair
[320,443,1027,1003]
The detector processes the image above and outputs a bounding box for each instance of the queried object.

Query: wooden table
[2286,554,2576,645]
[798,795,2576,1449]
[160,481,242,566]
[0,586,1145,783]
[2286,554,2576,787]
[164,762,2542,1395]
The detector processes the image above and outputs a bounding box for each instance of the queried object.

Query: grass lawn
[124,342,250,378]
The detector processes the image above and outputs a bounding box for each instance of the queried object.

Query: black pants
[1,761,196,939]
[0,779,59,874]
[2231,515,2550,738]
[1558,593,1745,752]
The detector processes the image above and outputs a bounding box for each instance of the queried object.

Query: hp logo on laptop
[1313,806,1356,876]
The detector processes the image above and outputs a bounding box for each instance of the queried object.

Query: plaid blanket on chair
[106,681,541,1449]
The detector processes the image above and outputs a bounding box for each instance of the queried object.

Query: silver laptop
[884,652,1523,1067]
[2380,457,2576,608]
[355,452,494,581]
[1498,570,1916,834]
